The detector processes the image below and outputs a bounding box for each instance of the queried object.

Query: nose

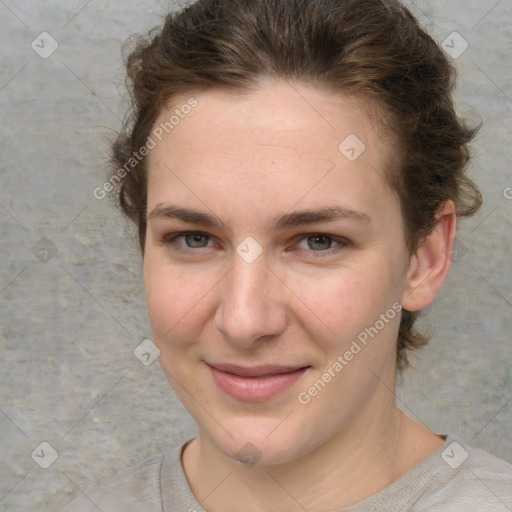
[215,252,287,349]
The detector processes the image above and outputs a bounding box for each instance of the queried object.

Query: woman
[63,0,512,510]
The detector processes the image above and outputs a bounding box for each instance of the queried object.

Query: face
[144,80,413,466]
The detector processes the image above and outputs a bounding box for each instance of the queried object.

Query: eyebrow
[147,204,371,232]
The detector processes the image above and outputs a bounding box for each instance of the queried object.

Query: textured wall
[0,1,510,510]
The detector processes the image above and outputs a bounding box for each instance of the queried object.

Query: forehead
[145,80,398,228]
[150,80,390,159]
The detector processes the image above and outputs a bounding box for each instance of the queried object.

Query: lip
[207,363,310,402]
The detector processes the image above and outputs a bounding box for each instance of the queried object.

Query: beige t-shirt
[62,435,512,511]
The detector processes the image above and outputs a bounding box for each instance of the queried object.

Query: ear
[401,200,456,311]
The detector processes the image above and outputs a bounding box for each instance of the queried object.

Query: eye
[295,233,348,257]
[181,233,211,248]
[162,231,215,252]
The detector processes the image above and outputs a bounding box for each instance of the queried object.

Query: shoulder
[61,450,171,512]
[414,437,512,511]
[346,435,512,512]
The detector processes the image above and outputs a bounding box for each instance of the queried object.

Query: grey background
[0,0,511,510]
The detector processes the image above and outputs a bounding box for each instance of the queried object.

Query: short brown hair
[111,0,482,369]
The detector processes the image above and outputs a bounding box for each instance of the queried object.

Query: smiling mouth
[206,363,311,402]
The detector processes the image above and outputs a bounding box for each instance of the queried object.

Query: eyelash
[160,231,349,258]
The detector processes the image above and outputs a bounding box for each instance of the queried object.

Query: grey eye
[184,233,210,248]
[306,234,334,251]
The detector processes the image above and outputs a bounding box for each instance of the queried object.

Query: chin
[202,415,319,467]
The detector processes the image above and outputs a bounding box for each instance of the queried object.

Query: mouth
[206,362,311,402]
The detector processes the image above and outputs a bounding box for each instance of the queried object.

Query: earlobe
[401,200,457,312]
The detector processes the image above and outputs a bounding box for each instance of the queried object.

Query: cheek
[289,260,403,367]
[143,257,215,346]
[293,263,389,327]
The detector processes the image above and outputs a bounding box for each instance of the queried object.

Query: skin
[143,79,456,511]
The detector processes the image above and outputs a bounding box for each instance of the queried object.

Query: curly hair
[110,0,482,369]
